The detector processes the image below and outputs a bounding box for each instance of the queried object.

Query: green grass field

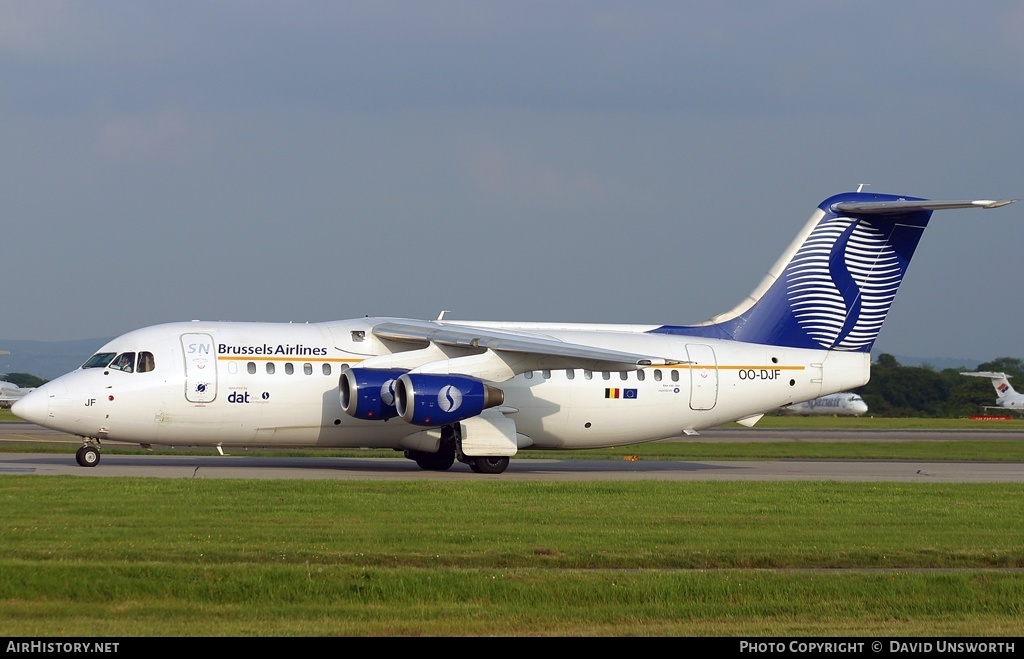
[3,409,1024,636]
[2,477,1023,636]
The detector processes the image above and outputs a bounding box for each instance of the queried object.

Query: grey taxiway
[2,422,1023,483]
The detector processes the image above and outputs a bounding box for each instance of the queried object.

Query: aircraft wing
[364,319,684,381]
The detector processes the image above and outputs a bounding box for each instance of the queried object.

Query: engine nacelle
[394,373,504,427]
[339,367,407,420]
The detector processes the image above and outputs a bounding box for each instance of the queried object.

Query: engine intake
[394,373,504,426]
[339,367,408,420]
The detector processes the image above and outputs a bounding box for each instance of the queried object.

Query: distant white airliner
[960,371,1024,413]
[13,192,1014,473]
[0,381,36,408]
[779,392,868,416]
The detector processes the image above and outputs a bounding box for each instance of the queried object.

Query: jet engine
[394,373,504,426]
[339,367,408,420]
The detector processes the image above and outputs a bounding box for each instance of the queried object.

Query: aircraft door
[181,333,217,403]
[686,343,718,410]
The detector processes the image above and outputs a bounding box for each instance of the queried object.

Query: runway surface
[3,422,1024,482]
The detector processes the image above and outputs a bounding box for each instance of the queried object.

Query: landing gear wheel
[76,446,100,467]
[470,456,509,474]
[413,448,456,471]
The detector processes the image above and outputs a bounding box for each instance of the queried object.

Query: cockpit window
[137,352,155,373]
[109,352,136,373]
[82,352,116,369]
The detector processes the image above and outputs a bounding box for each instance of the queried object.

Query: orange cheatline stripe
[691,365,806,370]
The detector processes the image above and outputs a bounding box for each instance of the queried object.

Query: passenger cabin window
[637,370,645,381]
[654,369,663,381]
[583,370,593,380]
[524,371,534,379]
[248,362,257,374]
[285,363,294,375]
[671,370,679,382]
[304,363,313,375]
[266,363,275,375]
[109,352,135,373]
[322,363,331,376]
[83,353,116,369]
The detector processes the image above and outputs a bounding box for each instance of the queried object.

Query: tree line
[860,355,1024,417]
[1,373,46,388]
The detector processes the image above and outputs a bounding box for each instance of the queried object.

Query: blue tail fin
[651,192,1014,352]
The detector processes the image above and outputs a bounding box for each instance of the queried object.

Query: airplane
[0,380,36,409]
[960,371,1024,413]
[778,391,868,416]
[12,192,1015,473]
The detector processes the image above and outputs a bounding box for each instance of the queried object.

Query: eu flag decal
[623,388,638,399]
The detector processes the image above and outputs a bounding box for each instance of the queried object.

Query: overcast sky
[2,1,1022,363]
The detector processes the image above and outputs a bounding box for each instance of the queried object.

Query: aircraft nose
[11,386,53,425]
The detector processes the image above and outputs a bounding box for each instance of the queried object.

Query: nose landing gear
[76,442,101,467]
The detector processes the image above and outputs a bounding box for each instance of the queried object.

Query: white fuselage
[18,319,870,451]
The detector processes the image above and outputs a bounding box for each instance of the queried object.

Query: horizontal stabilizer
[960,371,1012,379]
[832,199,1016,214]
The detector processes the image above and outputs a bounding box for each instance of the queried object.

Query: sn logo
[438,385,463,413]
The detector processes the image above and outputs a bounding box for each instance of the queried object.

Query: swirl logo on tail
[786,218,902,350]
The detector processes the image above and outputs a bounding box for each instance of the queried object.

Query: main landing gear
[404,424,511,474]
[76,442,101,467]
[467,455,510,474]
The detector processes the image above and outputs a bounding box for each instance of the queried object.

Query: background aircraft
[13,192,1014,473]
[778,392,868,416]
[960,371,1024,413]
[0,380,36,409]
